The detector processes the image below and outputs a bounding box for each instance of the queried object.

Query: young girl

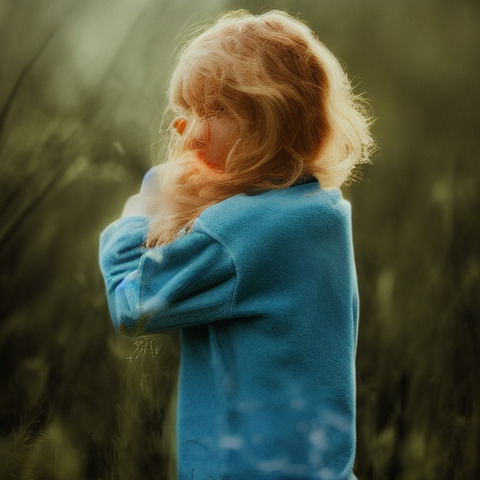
[100,9,373,480]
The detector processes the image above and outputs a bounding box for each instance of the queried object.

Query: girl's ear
[173,117,187,135]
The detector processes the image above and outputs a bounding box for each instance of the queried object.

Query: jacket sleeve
[99,216,237,335]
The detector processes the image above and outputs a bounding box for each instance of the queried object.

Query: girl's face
[174,111,239,172]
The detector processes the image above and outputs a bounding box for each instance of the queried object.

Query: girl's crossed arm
[99,213,237,336]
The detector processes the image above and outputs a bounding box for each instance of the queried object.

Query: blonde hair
[146,10,374,247]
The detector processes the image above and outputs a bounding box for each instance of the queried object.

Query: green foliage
[0,0,478,478]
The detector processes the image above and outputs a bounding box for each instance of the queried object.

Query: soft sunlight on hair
[146,10,375,247]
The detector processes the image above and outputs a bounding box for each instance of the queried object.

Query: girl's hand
[121,193,152,218]
[139,165,164,197]
[121,165,164,218]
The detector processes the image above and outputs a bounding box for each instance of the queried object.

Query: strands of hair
[146,10,374,247]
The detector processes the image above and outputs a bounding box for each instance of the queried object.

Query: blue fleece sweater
[99,181,359,480]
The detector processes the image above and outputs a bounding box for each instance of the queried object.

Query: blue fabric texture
[99,181,359,480]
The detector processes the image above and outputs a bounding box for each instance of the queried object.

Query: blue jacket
[99,180,359,480]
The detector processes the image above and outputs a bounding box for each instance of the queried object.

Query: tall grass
[0,0,478,478]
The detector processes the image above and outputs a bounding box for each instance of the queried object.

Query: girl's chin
[195,153,225,173]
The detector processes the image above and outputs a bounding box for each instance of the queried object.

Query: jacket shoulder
[196,183,350,240]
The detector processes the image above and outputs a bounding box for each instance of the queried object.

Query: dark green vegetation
[1,0,478,478]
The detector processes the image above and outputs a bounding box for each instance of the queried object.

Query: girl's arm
[99,215,237,335]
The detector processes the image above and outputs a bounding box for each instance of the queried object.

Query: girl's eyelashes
[204,107,225,119]
[195,106,225,119]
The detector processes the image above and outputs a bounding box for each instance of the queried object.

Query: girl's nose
[188,117,210,151]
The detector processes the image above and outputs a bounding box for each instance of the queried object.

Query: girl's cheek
[172,112,237,173]
[208,116,239,158]
[194,151,226,172]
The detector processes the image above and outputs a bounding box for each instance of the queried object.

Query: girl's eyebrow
[191,105,225,119]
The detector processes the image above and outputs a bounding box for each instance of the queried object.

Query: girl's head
[168,9,373,188]
[147,10,374,246]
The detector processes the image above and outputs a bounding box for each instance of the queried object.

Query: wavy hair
[146,10,374,246]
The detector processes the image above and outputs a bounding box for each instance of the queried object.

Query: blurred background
[0,0,478,478]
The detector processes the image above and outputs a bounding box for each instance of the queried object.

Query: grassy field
[0,0,478,478]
